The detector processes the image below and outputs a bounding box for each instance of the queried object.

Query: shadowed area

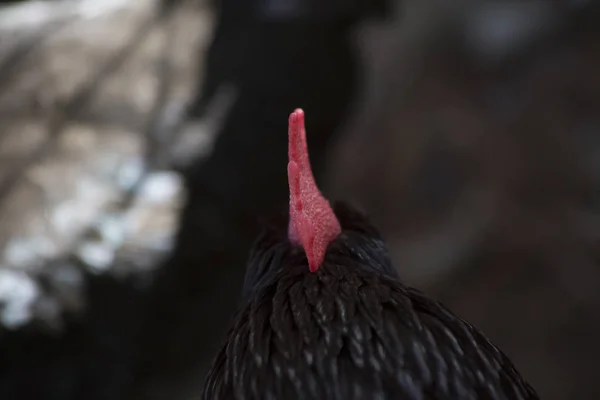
[0,0,599,399]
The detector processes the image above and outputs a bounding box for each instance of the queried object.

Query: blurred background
[0,0,599,399]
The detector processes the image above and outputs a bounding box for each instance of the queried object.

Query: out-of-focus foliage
[332,1,600,399]
[0,0,212,330]
[0,0,599,399]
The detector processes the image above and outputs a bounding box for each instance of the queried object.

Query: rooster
[202,109,539,399]
[134,0,394,390]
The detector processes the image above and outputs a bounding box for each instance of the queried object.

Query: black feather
[203,203,539,400]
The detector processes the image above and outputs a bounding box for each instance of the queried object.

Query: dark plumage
[135,0,392,385]
[203,203,538,400]
[202,110,539,400]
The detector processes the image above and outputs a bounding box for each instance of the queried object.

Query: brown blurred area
[334,2,600,398]
[0,0,599,399]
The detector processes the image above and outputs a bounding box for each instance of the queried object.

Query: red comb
[287,108,341,272]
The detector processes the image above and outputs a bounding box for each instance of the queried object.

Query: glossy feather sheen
[203,203,539,400]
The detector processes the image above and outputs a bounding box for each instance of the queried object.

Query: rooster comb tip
[287,108,341,273]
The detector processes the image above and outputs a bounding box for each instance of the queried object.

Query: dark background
[0,0,599,399]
